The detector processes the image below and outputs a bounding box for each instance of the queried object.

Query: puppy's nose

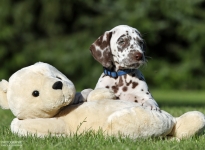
[135,52,143,61]
[52,81,63,90]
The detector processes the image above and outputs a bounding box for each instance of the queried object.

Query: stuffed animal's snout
[52,81,63,90]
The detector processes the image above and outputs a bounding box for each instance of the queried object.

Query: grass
[0,90,205,150]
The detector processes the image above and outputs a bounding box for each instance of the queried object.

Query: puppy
[90,25,159,110]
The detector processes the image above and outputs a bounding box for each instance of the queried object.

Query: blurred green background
[1,0,205,91]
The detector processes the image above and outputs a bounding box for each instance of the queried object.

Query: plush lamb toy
[0,62,205,139]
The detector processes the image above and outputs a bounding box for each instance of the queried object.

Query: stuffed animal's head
[0,62,75,119]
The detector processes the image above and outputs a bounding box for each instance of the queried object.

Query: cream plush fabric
[0,62,204,139]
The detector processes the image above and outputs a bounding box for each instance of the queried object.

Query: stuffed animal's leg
[105,106,175,139]
[11,118,67,137]
[168,111,205,139]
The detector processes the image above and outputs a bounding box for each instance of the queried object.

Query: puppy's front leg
[11,118,67,137]
[119,93,160,111]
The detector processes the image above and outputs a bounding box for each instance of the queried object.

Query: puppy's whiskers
[145,56,152,59]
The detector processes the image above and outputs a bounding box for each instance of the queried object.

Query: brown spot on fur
[96,50,102,58]
[132,82,138,89]
[90,32,113,68]
[117,35,131,52]
[124,74,127,80]
[118,76,124,87]
[141,89,144,91]
[134,100,138,102]
[125,80,132,86]
[122,86,127,92]
[117,46,123,52]
[105,86,109,89]
[122,37,130,50]
[102,48,112,67]
[112,86,119,93]
[146,92,149,95]
[95,32,112,50]
[90,44,96,52]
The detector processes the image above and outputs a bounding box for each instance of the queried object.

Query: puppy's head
[90,25,145,70]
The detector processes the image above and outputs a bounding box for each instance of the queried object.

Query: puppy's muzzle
[128,51,144,62]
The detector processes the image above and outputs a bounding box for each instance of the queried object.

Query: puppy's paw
[141,100,161,112]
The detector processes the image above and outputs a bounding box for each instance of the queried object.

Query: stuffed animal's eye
[32,90,39,97]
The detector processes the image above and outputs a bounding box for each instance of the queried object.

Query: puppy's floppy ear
[90,31,113,68]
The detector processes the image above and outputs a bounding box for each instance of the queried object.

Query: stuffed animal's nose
[135,52,143,61]
[52,81,63,90]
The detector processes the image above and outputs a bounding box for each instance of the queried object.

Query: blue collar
[103,67,136,78]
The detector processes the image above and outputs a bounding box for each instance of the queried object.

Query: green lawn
[152,90,205,117]
[0,90,205,150]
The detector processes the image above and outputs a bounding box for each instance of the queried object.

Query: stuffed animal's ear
[90,31,113,68]
[0,80,9,109]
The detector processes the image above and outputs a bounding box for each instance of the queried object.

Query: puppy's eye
[118,38,125,45]
[32,90,39,97]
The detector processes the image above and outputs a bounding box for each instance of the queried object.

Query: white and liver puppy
[90,25,159,110]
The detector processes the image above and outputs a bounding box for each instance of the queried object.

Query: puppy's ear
[90,31,113,68]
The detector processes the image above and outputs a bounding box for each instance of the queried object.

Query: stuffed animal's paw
[74,89,93,104]
[87,88,116,101]
[169,111,205,139]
